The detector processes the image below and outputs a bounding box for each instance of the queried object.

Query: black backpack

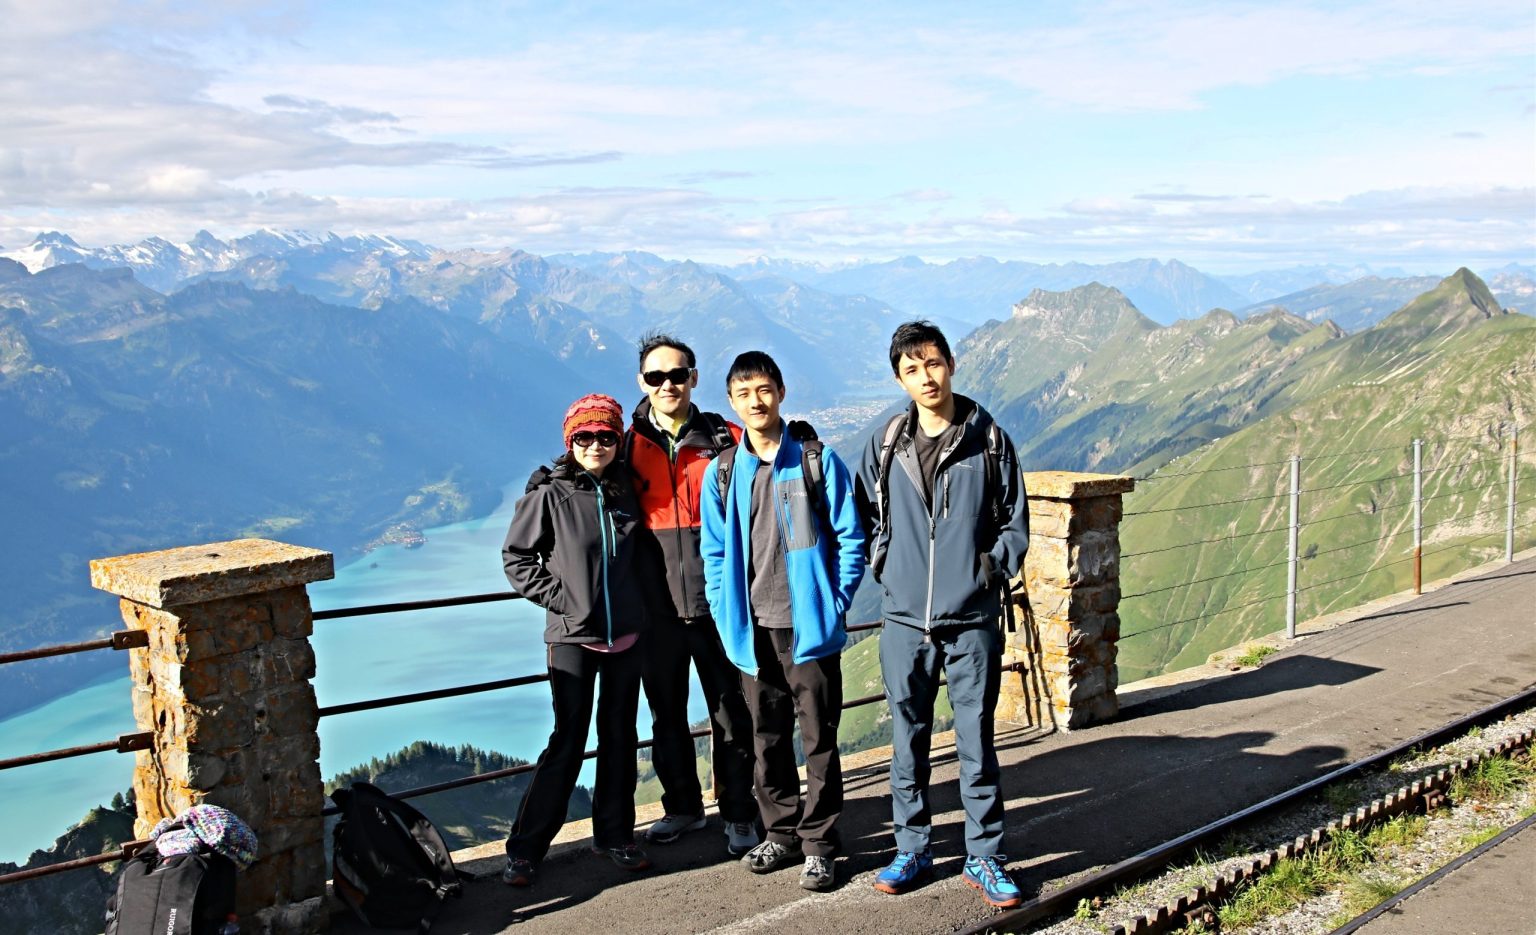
[105,833,237,935]
[330,782,466,932]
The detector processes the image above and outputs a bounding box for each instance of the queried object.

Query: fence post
[1413,438,1423,594]
[90,538,334,934]
[1001,471,1135,731]
[1286,455,1300,639]
[1510,424,1520,563]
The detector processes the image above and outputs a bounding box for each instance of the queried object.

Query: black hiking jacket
[502,462,662,645]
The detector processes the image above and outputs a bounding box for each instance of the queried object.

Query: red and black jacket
[626,399,742,620]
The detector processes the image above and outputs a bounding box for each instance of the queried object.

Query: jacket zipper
[589,474,614,647]
[922,427,967,636]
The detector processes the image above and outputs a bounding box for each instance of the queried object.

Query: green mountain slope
[1114,271,1535,679]
[958,283,1350,473]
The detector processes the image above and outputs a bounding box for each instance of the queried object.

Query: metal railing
[0,596,996,886]
[1119,424,1529,644]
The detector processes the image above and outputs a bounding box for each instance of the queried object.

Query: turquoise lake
[0,483,704,864]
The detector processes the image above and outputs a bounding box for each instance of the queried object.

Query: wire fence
[1118,426,1529,645]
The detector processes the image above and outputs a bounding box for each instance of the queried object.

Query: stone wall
[998,471,1134,731]
[92,539,333,934]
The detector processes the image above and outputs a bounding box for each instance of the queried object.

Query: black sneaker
[741,839,801,874]
[592,843,652,871]
[502,857,536,887]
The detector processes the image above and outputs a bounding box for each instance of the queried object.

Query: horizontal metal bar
[0,839,152,887]
[0,628,147,666]
[314,590,525,621]
[318,673,552,718]
[0,732,152,771]
[325,660,1031,814]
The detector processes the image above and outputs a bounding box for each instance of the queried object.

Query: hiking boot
[724,820,761,856]
[800,854,834,891]
[963,854,1022,908]
[741,839,801,874]
[502,857,536,887]
[644,810,707,844]
[592,843,652,871]
[872,848,933,894]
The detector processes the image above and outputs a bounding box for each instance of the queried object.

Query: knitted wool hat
[562,393,624,447]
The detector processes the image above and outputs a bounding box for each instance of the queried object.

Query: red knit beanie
[561,393,624,447]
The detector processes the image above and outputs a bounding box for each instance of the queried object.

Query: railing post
[90,539,334,934]
[1286,455,1300,639]
[1001,471,1135,731]
[1509,425,1520,563]
[1413,438,1423,594]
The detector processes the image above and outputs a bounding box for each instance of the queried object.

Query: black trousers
[641,614,757,823]
[741,625,843,857]
[506,641,642,862]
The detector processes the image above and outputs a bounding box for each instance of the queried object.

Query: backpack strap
[983,420,1006,526]
[870,412,909,575]
[697,410,737,455]
[714,442,739,507]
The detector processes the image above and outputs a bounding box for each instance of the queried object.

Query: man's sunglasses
[642,367,694,387]
[571,430,621,449]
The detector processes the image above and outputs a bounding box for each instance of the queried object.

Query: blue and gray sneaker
[872,848,933,894]
[962,854,1022,908]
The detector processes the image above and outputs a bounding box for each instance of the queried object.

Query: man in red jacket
[627,333,760,856]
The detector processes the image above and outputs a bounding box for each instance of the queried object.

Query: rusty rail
[0,629,147,666]
[0,732,152,772]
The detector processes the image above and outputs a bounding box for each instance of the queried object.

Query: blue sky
[1,0,1532,271]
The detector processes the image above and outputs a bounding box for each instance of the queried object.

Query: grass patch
[1233,644,1278,668]
[1458,825,1504,850]
[1447,753,1534,804]
[1323,779,1366,815]
[1326,873,1404,927]
[1218,828,1376,929]
[1365,813,1426,850]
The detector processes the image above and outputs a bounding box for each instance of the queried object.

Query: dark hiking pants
[741,625,843,858]
[880,619,1005,857]
[641,613,757,823]
[506,641,642,862]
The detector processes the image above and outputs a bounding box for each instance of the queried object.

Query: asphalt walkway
[334,557,1536,934]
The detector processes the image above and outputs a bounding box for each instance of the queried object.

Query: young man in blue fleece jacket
[700,350,866,892]
[853,321,1031,908]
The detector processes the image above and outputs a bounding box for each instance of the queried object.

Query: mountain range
[954,270,1533,679]
[0,259,585,718]
[3,227,1532,719]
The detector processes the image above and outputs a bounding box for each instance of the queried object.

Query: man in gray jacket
[853,321,1030,908]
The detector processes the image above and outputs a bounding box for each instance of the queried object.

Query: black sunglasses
[642,367,693,387]
[571,430,621,449]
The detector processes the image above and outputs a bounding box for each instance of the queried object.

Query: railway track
[958,685,1536,935]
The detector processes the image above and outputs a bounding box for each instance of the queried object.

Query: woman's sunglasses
[571,430,621,449]
[641,367,693,387]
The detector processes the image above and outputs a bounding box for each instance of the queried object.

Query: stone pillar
[998,471,1134,731]
[91,538,334,934]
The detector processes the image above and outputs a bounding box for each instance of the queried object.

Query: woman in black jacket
[501,393,660,885]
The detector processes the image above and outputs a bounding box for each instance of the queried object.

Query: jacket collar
[898,394,982,448]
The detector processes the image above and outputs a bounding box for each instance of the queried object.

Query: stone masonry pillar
[998,471,1134,731]
[91,538,334,934]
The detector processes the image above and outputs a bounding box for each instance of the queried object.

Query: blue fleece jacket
[701,428,867,672]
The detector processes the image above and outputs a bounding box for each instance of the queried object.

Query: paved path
[1352,818,1536,935]
[334,558,1536,934]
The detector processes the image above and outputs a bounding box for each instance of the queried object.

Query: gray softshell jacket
[502,463,660,646]
[853,396,1029,632]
